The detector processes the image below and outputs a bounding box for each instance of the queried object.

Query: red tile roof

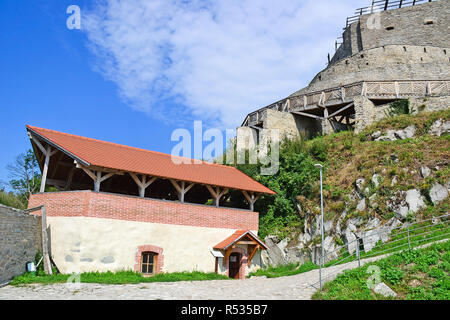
[26,125,275,195]
[213,230,267,250]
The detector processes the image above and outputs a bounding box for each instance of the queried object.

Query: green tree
[7,149,41,204]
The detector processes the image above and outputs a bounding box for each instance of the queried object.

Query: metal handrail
[312,230,450,289]
[321,214,449,258]
[311,215,450,289]
[323,220,449,262]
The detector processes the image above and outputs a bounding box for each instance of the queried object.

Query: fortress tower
[238,0,450,149]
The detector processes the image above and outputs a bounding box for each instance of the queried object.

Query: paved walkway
[0,256,384,300]
[0,241,442,300]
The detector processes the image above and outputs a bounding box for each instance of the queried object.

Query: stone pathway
[0,241,443,300]
[0,256,384,300]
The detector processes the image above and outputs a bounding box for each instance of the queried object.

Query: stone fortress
[237,0,450,148]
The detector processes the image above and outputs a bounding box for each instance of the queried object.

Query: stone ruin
[237,0,450,150]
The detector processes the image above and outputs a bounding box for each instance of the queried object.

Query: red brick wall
[28,191,259,230]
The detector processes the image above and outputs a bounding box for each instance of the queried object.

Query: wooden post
[206,185,228,207]
[130,173,157,198]
[243,191,260,211]
[41,206,52,275]
[40,146,51,193]
[170,179,194,203]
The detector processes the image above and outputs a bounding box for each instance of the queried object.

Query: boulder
[264,236,286,266]
[369,194,378,208]
[356,198,366,212]
[429,183,448,205]
[344,228,357,255]
[420,165,431,178]
[375,130,397,141]
[372,174,381,188]
[405,189,427,213]
[403,125,416,139]
[374,282,397,298]
[355,178,366,194]
[429,119,450,137]
[285,247,309,265]
[371,131,381,140]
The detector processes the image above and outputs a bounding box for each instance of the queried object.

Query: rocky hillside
[240,108,450,267]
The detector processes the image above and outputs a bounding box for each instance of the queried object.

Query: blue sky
[0,0,361,188]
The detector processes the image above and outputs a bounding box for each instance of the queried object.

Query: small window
[385,26,394,31]
[141,252,157,275]
[424,20,434,25]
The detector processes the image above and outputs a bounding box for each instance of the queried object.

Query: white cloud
[83,0,362,128]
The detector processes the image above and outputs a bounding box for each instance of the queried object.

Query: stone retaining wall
[0,205,41,284]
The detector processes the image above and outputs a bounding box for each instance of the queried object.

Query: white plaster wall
[47,216,262,275]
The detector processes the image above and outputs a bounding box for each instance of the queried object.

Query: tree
[7,149,41,204]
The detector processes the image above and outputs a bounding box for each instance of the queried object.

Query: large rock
[263,236,287,266]
[344,228,357,255]
[284,247,308,265]
[405,189,427,213]
[371,174,381,187]
[356,198,366,212]
[374,282,397,298]
[429,119,450,137]
[429,183,448,205]
[375,130,397,141]
[355,178,366,194]
[420,165,431,178]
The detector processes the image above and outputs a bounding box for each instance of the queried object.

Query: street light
[314,163,324,290]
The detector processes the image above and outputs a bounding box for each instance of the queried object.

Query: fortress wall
[331,0,449,64]
[296,45,450,94]
[359,0,450,53]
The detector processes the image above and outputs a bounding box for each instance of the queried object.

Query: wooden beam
[291,111,324,120]
[206,185,228,207]
[242,191,260,211]
[327,102,354,119]
[39,145,52,193]
[65,167,75,190]
[223,246,234,267]
[170,179,195,202]
[248,244,260,266]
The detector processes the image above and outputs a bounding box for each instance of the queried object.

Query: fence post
[319,250,322,291]
[407,226,411,249]
[356,241,361,267]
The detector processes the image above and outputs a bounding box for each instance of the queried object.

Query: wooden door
[228,253,241,279]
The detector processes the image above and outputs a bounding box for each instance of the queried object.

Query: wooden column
[243,191,260,211]
[130,173,157,197]
[78,165,114,192]
[29,133,58,193]
[206,185,228,207]
[170,180,194,202]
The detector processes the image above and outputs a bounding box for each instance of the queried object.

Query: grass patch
[248,261,318,278]
[10,270,229,286]
[312,240,450,300]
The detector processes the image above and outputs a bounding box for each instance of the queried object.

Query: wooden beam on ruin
[291,111,324,120]
[327,102,354,119]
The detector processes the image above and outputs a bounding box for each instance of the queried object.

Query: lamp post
[314,163,324,290]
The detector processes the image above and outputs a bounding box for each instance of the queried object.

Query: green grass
[312,240,450,300]
[246,219,449,280]
[10,270,229,286]
[248,261,318,278]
